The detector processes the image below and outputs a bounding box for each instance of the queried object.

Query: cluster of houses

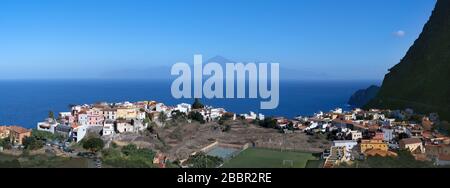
[2,99,450,168]
[279,108,450,168]
[35,101,232,143]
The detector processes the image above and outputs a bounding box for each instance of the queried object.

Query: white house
[72,125,88,143]
[314,111,324,118]
[306,122,319,131]
[37,118,59,134]
[103,108,117,121]
[332,140,358,152]
[343,113,356,121]
[122,101,134,108]
[71,105,83,113]
[353,108,363,113]
[382,128,394,142]
[350,131,362,141]
[59,112,72,119]
[258,113,265,120]
[116,120,134,133]
[102,120,115,136]
[78,113,89,126]
[373,113,385,120]
[137,111,146,121]
[242,111,257,120]
[175,103,191,114]
[210,108,225,120]
[155,103,166,112]
[332,108,343,114]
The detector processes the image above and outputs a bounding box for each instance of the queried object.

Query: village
[1,99,450,168]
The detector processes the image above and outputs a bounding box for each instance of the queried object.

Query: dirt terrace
[112,120,330,160]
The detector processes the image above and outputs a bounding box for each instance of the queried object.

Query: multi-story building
[103,108,117,121]
[78,112,89,126]
[373,132,384,140]
[102,120,115,136]
[8,126,31,145]
[87,109,104,126]
[399,138,425,153]
[0,126,11,139]
[382,128,394,142]
[117,107,138,120]
[116,119,134,133]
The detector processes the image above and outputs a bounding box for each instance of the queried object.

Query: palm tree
[48,110,55,120]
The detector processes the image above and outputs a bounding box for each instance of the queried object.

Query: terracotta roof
[422,131,433,139]
[103,108,117,111]
[331,119,350,124]
[438,154,450,161]
[0,126,9,131]
[365,149,398,157]
[8,126,31,134]
[400,138,422,145]
[361,139,384,144]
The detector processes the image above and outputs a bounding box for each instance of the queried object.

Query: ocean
[0,79,379,128]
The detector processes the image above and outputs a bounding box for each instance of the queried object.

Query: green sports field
[222,148,318,168]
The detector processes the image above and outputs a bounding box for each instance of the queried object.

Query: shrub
[82,137,104,153]
[22,137,44,150]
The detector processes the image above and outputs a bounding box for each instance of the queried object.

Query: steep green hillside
[366,0,450,120]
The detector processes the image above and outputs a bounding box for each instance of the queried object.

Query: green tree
[82,137,105,153]
[221,112,234,121]
[171,110,187,123]
[188,111,205,124]
[143,116,151,124]
[287,122,294,130]
[146,122,157,133]
[0,138,12,149]
[121,144,138,156]
[31,129,60,141]
[185,152,223,168]
[48,111,55,119]
[192,98,204,109]
[259,117,277,129]
[22,137,44,150]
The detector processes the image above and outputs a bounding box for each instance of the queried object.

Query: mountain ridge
[348,85,380,107]
[365,0,450,120]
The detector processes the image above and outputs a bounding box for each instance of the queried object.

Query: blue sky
[0,0,436,80]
